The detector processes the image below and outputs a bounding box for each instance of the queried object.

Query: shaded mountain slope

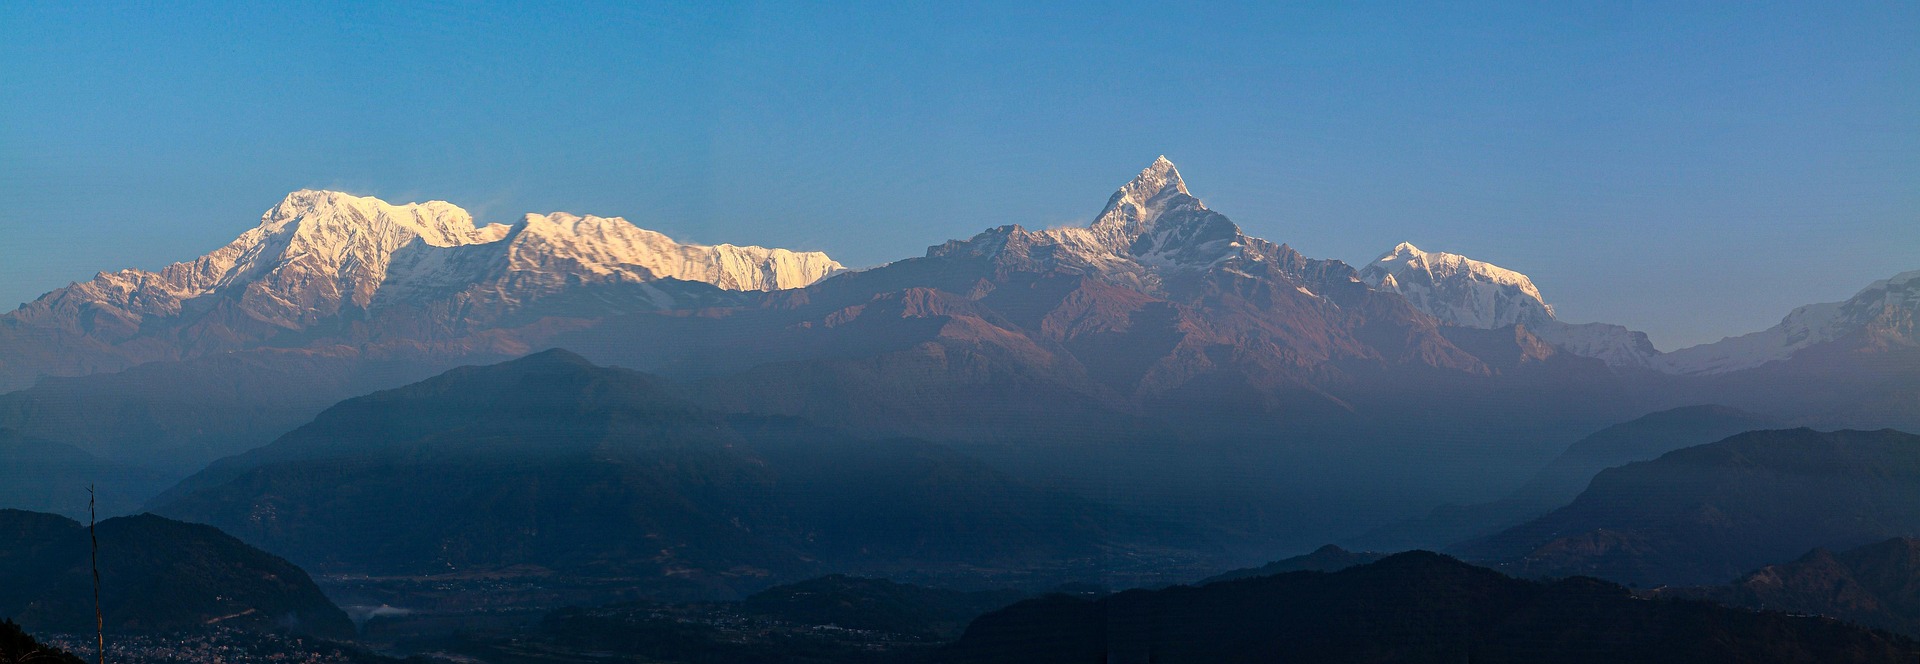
[1353,404,1782,551]
[0,510,351,638]
[1465,428,1920,586]
[1682,538,1920,638]
[152,350,1211,597]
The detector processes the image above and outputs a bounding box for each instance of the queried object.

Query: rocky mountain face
[1463,428,1920,587]
[939,552,1920,664]
[569,158,1620,422]
[0,509,352,638]
[0,190,842,392]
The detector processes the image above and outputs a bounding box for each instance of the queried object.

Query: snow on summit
[1359,242,1556,329]
[9,190,844,334]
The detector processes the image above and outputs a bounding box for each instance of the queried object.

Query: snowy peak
[1096,155,1192,225]
[502,211,842,291]
[1358,244,1674,369]
[1360,243,1555,329]
[927,156,1256,281]
[261,189,504,247]
[1661,269,1920,374]
[10,190,845,338]
[1089,156,1214,244]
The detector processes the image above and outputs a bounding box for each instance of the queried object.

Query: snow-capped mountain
[0,190,842,390]
[378,210,843,316]
[14,190,513,334]
[1661,270,1920,375]
[925,156,1340,295]
[1359,243,1556,329]
[14,190,840,334]
[1358,243,1662,369]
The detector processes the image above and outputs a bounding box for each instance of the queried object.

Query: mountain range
[2,155,1917,560]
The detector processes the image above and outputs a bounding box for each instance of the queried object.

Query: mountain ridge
[0,190,842,391]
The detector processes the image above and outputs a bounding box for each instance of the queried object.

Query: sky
[1,2,1915,350]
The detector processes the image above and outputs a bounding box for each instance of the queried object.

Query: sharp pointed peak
[1122,155,1188,198]
[1094,155,1197,228]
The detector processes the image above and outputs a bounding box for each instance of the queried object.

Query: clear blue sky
[3,2,1915,349]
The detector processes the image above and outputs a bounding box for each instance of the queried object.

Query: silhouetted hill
[0,620,83,664]
[153,350,1211,597]
[938,552,1920,663]
[1465,428,1920,586]
[0,510,352,638]
[1198,544,1386,584]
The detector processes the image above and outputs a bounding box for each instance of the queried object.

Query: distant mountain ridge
[1465,428,1920,586]
[0,189,841,391]
[1662,270,1920,375]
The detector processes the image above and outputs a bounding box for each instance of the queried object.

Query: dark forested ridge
[938,552,1920,664]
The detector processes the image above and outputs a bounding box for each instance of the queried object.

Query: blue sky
[2,2,1915,349]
